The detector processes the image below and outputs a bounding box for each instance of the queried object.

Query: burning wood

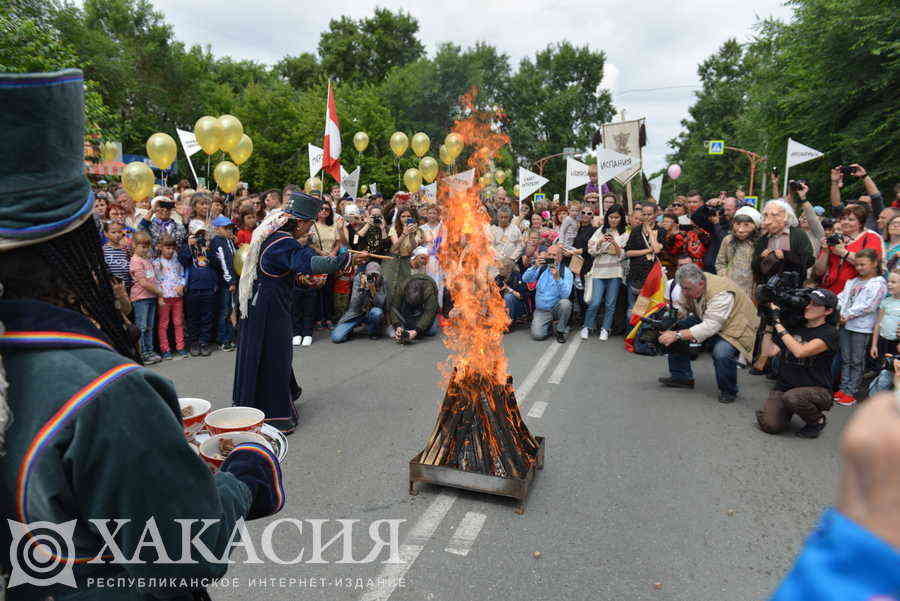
[419,372,540,478]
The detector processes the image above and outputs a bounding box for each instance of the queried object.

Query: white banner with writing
[565,157,591,192]
[602,118,643,183]
[517,166,549,200]
[339,166,360,198]
[786,138,824,168]
[308,143,323,177]
[443,168,475,192]
[594,148,637,186]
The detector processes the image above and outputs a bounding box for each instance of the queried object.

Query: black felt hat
[284,191,319,220]
[0,69,94,250]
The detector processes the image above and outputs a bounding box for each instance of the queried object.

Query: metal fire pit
[409,436,545,514]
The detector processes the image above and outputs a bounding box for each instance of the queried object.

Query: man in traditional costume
[233,193,367,434]
[0,69,284,600]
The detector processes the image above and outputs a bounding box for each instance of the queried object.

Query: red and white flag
[323,81,342,181]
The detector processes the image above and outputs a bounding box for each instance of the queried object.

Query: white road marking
[359,493,457,601]
[444,512,487,556]
[548,337,581,384]
[527,401,548,418]
[360,343,555,601]
[516,342,562,403]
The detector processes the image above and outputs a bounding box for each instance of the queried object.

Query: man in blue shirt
[522,245,573,343]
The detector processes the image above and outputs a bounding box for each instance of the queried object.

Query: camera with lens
[372,216,382,224]
[636,307,702,358]
[840,165,856,177]
[826,233,843,247]
[883,354,896,373]
[494,274,506,288]
[788,179,807,192]
[544,257,555,266]
[756,271,814,329]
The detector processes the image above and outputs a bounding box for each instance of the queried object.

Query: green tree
[318,8,424,84]
[275,52,322,89]
[503,42,615,195]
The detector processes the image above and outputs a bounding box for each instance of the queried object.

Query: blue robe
[232,230,349,433]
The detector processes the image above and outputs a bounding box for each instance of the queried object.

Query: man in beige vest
[658,263,760,403]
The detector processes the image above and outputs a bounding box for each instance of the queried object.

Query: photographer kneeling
[756,289,839,438]
[658,264,760,403]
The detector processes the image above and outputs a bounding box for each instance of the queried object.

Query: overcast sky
[145,0,794,175]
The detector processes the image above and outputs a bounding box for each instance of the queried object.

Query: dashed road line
[517,342,562,403]
[444,512,487,556]
[526,401,548,418]
[548,337,581,384]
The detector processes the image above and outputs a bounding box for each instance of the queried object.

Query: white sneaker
[599,329,609,341]
[580,327,589,340]
[301,336,313,347]
[292,335,302,346]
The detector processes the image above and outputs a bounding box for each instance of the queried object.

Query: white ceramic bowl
[178,398,211,437]
[204,407,265,436]
[199,431,271,470]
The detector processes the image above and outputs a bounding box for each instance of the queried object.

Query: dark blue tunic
[232,230,349,433]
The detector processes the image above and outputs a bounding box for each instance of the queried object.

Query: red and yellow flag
[624,260,667,353]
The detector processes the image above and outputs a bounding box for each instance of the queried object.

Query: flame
[438,89,511,387]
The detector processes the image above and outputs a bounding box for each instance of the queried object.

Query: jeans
[292,288,318,337]
[503,292,527,321]
[839,329,869,396]
[584,277,621,332]
[185,290,216,346]
[133,298,157,356]
[530,299,572,340]
[668,335,740,396]
[626,284,640,317]
[157,297,184,353]
[217,286,235,345]
[331,307,384,343]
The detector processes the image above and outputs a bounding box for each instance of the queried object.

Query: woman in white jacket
[582,205,629,341]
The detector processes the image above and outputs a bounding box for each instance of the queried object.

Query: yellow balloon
[513,184,520,198]
[494,169,506,185]
[100,141,118,163]
[122,161,154,202]
[353,131,369,152]
[194,116,222,155]
[360,184,368,195]
[479,172,493,188]
[146,132,177,170]
[233,244,251,276]
[389,132,409,157]
[304,176,322,194]
[419,156,439,183]
[229,134,253,166]
[403,168,422,193]
[217,114,244,152]
[439,144,452,166]
[444,132,464,160]
[410,132,430,158]
[213,161,240,194]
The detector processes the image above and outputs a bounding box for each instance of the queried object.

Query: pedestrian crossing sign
[708,140,725,155]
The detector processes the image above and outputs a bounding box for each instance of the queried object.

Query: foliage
[667,0,899,202]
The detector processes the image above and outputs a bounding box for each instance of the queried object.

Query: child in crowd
[102,221,132,291]
[130,231,163,364]
[236,209,257,245]
[209,215,238,351]
[154,235,187,360]
[179,224,219,357]
[836,248,887,406]
[867,269,900,395]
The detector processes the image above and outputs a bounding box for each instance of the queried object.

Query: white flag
[786,138,824,168]
[443,168,475,192]
[370,183,377,196]
[308,144,323,177]
[176,129,201,157]
[594,148,637,186]
[339,166,360,198]
[649,174,663,202]
[517,166,549,201]
[422,182,437,201]
[602,118,643,183]
[565,157,591,192]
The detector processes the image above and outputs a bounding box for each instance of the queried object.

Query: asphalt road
[156,325,849,601]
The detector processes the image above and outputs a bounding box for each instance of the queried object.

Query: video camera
[637,307,702,358]
[756,271,813,329]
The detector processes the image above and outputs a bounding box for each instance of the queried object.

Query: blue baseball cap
[212,215,234,228]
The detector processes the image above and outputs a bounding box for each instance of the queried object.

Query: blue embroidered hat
[0,69,94,250]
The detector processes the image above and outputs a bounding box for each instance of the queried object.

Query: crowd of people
[92,164,900,443]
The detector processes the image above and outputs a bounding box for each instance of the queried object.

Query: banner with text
[786,138,824,168]
[422,182,437,201]
[565,157,591,192]
[443,168,475,192]
[594,148,637,186]
[602,118,643,184]
[308,144,323,177]
[517,166,549,200]
[339,165,360,198]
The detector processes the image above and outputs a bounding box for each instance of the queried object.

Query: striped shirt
[102,244,131,289]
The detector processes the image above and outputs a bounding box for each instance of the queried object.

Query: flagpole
[782,154,789,198]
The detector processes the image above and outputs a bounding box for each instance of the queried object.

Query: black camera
[788,179,807,192]
[372,216,382,224]
[821,217,836,230]
[637,308,702,358]
[883,354,896,373]
[756,272,813,329]
[544,257,555,266]
[840,165,856,177]
[495,274,506,288]
[194,231,207,249]
[826,233,843,246]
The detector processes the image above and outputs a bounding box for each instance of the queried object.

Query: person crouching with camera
[756,289,839,438]
[657,264,760,403]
